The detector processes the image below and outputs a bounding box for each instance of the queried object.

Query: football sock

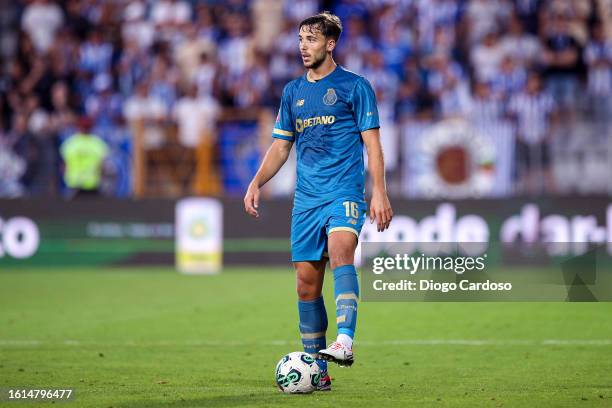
[333,264,359,342]
[298,296,328,372]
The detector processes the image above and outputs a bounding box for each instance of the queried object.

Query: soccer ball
[275,351,321,394]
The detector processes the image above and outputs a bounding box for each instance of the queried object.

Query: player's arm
[362,129,393,232]
[244,138,293,218]
[245,83,295,218]
[352,77,393,231]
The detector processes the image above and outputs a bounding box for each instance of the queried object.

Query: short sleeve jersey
[272,66,379,213]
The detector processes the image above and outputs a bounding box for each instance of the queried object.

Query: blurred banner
[403,118,514,198]
[0,197,610,268]
[175,197,222,274]
[0,200,175,267]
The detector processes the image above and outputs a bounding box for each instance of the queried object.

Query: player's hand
[244,182,261,218]
[369,190,393,232]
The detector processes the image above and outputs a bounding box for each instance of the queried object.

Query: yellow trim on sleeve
[273,128,294,137]
[328,227,359,237]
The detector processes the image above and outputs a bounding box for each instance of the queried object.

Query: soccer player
[244,12,392,391]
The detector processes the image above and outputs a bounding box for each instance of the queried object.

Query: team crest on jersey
[323,88,337,105]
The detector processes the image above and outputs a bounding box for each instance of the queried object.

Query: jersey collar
[305,64,339,84]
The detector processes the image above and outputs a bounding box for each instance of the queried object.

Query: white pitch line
[0,339,611,347]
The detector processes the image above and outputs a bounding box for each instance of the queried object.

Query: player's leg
[317,231,358,366]
[318,198,366,366]
[294,260,331,389]
[295,260,327,359]
[291,208,331,389]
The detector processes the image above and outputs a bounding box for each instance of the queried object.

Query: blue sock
[333,265,359,340]
[298,296,328,372]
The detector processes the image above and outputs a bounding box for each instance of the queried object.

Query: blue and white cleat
[318,341,354,367]
[316,370,332,391]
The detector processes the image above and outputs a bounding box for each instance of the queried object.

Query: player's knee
[328,233,357,270]
[329,252,354,270]
[296,276,320,300]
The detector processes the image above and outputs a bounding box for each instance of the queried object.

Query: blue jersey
[272,66,380,213]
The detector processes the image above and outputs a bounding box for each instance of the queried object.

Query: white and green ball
[275,351,321,394]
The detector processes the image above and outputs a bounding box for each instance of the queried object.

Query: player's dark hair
[299,11,342,42]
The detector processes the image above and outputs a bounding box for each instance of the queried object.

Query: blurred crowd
[1,0,611,198]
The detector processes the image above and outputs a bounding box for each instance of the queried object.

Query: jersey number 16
[342,201,359,218]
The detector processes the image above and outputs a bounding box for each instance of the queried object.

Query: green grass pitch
[1,267,611,407]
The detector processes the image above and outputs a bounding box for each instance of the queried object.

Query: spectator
[416,0,458,53]
[336,16,374,73]
[395,58,423,121]
[48,81,77,137]
[490,56,527,100]
[508,73,556,194]
[468,81,504,123]
[362,50,399,106]
[379,22,413,77]
[464,0,512,44]
[175,24,215,84]
[79,29,113,75]
[0,144,25,198]
[194,5,220,44]
[64,0,91,41]
[123,81,168,149]
[148,56,178,110]
[540,17,581,113]
[252,0,283,51]
[151,0,192,29]
[514,0,540,34]
[122,0,154,51]
[21,0,64,54]
[217,13,251,78]
[60,117,109,197]
[500,16,541,69]
[471,31,506,82]
[268,20,303,96]
[19,93,59,196]
[117,39,150,96]
[194,52,218,98]
[173,85,219,149]
[583,23,612,122]
[422,25,457,59]
[231,51,272,108]
[85,73,123,128]
[173,85,220,195]
[424,52,470,117]
[8,112,43,195]
[285,0,320,22]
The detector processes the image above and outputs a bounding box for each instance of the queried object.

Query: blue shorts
[291,197,367,262]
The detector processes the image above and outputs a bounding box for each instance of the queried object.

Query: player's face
[298,26,332,69]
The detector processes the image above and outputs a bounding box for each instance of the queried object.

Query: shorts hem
[328,226,359,237]
[291,256,327,262]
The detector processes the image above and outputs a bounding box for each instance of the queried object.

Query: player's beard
[304,50,327,70]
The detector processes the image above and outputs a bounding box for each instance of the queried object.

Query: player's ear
[326,39,336,52]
